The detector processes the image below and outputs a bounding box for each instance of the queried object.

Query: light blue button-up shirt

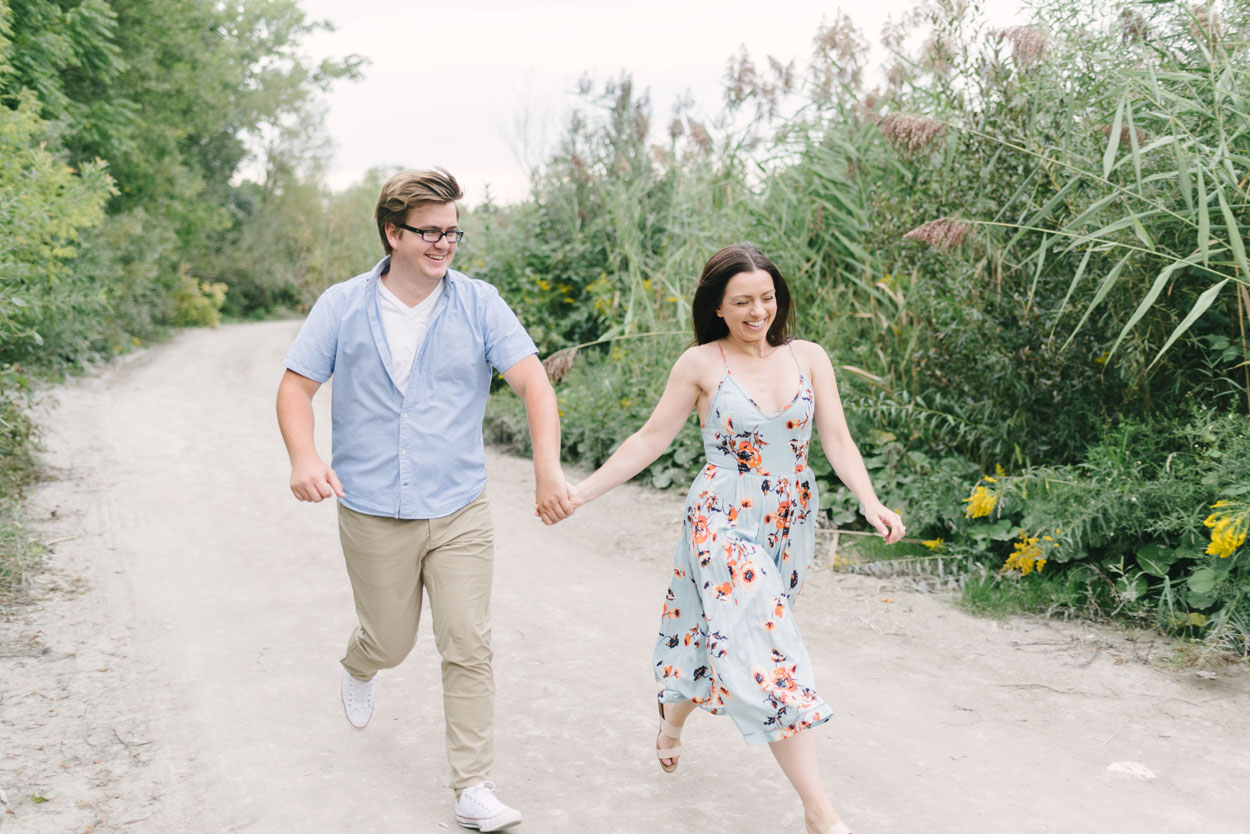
[284,257,537,519]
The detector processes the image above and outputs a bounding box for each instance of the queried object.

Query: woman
[570,243,904,834]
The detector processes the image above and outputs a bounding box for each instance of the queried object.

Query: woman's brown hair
[691,243,793,346]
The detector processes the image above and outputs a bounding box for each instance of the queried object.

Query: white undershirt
[377,277,443,391]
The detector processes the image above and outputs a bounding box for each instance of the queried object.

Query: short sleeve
[283,285,344,383]
[480,285,538,374]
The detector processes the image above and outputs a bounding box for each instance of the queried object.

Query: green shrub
[172,271,227,328]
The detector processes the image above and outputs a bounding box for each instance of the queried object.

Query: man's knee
[357,627,418,670]
[435,622,493,670]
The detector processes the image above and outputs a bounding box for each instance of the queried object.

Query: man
[277,168,571,831]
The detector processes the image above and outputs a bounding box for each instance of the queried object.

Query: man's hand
[534,466,575,525]
[290,456,345,503]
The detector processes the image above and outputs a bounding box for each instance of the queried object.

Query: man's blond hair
[374,168,464,254]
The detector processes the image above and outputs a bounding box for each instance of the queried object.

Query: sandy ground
[1,320,1249,834]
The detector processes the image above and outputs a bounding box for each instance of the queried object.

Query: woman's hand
[862,501,906,544]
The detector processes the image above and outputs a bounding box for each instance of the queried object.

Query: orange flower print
[714,581,734,601]
[740,497,753,508]
[771,666,799,692]
[727,506,739,523]
[738,561,760,590]
[764,620,776,631]
[662,665,680,679]
[797,481,810,508]
[775,500,791,529]
[791,440,809,470]
[772,597,787,618]
[692,514,710,544]
[736,440,763,472]
[662,603,681,619]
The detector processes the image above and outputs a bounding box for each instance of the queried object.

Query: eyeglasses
[396,223,464,244]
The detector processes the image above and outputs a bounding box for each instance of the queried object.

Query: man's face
[386,202,459,282]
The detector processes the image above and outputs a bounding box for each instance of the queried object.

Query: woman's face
[716,269,777,343]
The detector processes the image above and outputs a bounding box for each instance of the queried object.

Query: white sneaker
[454,781,522,831]
[340,668,374,729]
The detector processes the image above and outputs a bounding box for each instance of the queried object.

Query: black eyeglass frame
[395,222,464,243]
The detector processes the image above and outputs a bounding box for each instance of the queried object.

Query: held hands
[863,501,906,544]
[534,466,577,526]
[290,456,344,503]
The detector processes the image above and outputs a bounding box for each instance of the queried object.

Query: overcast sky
[297,0,1030,205]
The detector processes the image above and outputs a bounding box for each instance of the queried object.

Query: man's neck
[381,259,443,308]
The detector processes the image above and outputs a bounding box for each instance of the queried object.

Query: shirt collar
[370,255,460,291]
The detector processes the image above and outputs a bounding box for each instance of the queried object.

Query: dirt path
[2,320,1248,834]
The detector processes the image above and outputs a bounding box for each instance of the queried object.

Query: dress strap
[717,341,729,368]
[785,340,804,376]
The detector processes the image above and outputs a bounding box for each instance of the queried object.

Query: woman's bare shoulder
[672,342,723,387]
[790,339,832,368]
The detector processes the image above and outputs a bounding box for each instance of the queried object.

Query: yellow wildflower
[921,538,944,551]
[1003,531,1046,575]
[536,278,551,292]
[1204,500,1248,559]
[963,485,998,518]
[995,463,1006,477]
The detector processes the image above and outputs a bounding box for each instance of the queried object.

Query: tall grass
[476,0,1250,652]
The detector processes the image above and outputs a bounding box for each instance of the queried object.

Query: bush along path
[0,321,1248,833]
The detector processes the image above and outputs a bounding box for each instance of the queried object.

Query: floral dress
[654,342,832,745]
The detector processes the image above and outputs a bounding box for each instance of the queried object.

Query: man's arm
[276,369,344,502]
[500,355,574,525]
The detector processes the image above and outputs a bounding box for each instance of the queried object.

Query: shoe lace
[461,781,502,812]
[346,676,373,709]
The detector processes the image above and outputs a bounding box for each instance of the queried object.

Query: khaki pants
[337,491,494,790]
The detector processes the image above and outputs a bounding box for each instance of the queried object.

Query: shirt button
[401,450,407,456]
[403,413,409,419]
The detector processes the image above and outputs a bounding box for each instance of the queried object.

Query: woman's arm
[571,348,705,504]
[803,342,906,544]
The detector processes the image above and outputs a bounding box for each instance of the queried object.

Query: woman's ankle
[803,799,838,833]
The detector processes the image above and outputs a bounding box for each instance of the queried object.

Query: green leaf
[1064,253,1131,349]
[1027,235,1049,310]
[1130,212,1154,249]
[1053,246,1093,325]
[1187,567,1217,595]
[1117,575,1148,603]
[1216,183,1250,279]
[1126,97,1143,192]
[1150,279,1230,367]
[1138,544,1178,577]
[1197,166,1210,267]
[1108,257,1193,359]
[1104,94,1125,179]
[987,519,1016,541]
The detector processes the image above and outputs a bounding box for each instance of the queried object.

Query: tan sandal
[656,700,683,772]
